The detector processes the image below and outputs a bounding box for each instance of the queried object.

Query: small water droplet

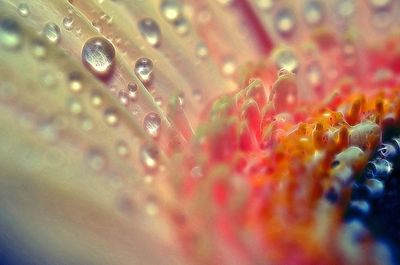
[160,0,182,21]
[63,16,74,30]
[42,23,61,44]
[222,58,236,76]
[91,90,103,107]
[304,1,323,26]
[104,108,119,126]
[68,72,83,93]
[138,18,161,47]
[215,0,233,6]
[195,42,208,59]
[68,97,83,115]
[127,82,138,100]
[143,112,161,138]
[86,149,106,171]
[275,9,295,36]
[39,70,58,88]
[140,144,159,171]
[17,3,30,17]
[369,0,392,9]
[134,57,153,84]
[80,116,94,131]
[116,140,129,157]
[256,0,274,11]
[30,39,47,60]
[336,0,355,18]
[0,18,22,50]
[82,37,115,78]
[174,17,190,36]
[118,90,130,106]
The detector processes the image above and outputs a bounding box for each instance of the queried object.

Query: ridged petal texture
[0,0,400,264]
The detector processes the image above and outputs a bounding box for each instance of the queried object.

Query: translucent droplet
[160,0,182,22]
[140,144,159,171]
[68,98,83,115]
[222,58,236,76]
[104,108,119,126]
[63,16,74,30]
[134,57,153,84]
[30,39,47,60]
[143,112,161,138]
[276,50,299,72]
[138,18,161,47]
[304,1,323,26]
[118,90,130,106]
[82,37,115,78]
[43,23,61,44]
[39,70,58,88]
[17,3,30,17]
[0,18,22,50]
[256,0,274,11]
[86,149,106,171]
[116,140,129,158]
[92,19,103,33]
[174,17,190,36]
[68,72,83,93]
[196,42,208,59]
[127,83,138,100]
[275,9,295,36]
[91,90,103,107]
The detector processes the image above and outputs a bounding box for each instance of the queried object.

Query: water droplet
[91,90,103,107]
[82,37,116,78]
[275,9,295,36]
[39,70,58,88]
[140,144,159,171]
[195,42,208,59]
[174,17,190,35]
[17,3,30,17]
[42,23,61,44]
[160,0,182,22]
[336,0,355,18]
[138,18,161,47]
[145,199,159,216]
[68,98,83,115]
[30,39,47,60]
[118,90,130,106]
[80,116,94,131]
[369,0,392,9]
[276,50,299,72]
[127,82,138,100]
[0,18,22,50]
[68,72,83,93]
[92,19,103,32]
[116,140,129,157]
[104,108,119,126]
[134,57,153,84]
[306,62,322,87]
[215,0,233,6]
[256,0,274,11]
[222,58,236,76]
[86,149,106,171]
[143,112,161,138]
[304,1,323,26]
[63,16,74,30]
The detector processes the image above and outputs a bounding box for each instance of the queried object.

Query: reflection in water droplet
[17,3,30,17]
[140,144,159,171]
[138,18,161,47]
[63,16,74,30]
[82,37,115,78]
[68,72,83,93]
[304,1,323,26]
[135,57,153,84]
[161,0,182,21]
[275,9,295,36]
[43,23,61,44]
[104,108,119,126]
[127,82,138,100]
[0,18,22,50]
[144,112,161,138]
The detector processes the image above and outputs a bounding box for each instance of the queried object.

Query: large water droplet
[143,112,161,138]
[160,0,182,22]
[138,18,161,47]
[118,90,130,106]
[256,0,274,11]
[82,37,115,78]
[134,57,153,84]
[17,3,30,17]
[0,18,22,50]
[43,23,61,44]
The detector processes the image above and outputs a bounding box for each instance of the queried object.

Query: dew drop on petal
[304,1,323,26]
[275,9,295,36]
[143,112,161,138]
[127,82,138,100]
[17,3,30,17]
[68,72,83,93]
[42,23,61,44]
[82,37,116,78]
[63,16,74,30]
[138,18,161,47]
[140,144,159,171]
[104,108,119,126]
[134,57,153,84]
[86,149,106,172]
[30,39,47,60]
[160,0,182,22]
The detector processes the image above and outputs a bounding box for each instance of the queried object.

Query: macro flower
[0,0,400,264]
